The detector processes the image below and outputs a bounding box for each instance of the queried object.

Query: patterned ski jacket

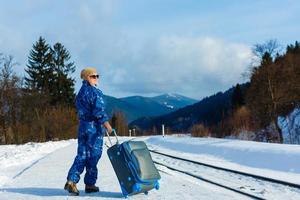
[75,80,109,124]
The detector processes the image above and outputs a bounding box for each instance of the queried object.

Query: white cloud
[103,35,252,99]
[0,1,255,99]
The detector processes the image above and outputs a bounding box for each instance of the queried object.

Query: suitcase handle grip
[106,129,119,147]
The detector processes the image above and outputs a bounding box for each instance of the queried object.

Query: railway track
[149,149,300,200]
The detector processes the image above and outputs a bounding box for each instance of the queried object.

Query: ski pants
[67,120,104,185]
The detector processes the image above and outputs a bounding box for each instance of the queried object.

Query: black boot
[64,181,79,196]
[85,185,99,193]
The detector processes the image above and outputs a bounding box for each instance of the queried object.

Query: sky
[0,0,299,99]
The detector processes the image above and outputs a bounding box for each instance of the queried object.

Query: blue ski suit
[67,80,109,185]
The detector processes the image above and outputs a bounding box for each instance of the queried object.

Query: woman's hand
[103,121,113,133]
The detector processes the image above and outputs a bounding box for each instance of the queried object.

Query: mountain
[151,93,198,110]
[119,96,173,118]
[103,93,198,122]
[103,95,140,122]
[129,83,250,132]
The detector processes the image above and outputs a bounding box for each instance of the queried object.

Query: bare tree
[247,41,300,143]
[252,39,282,60]
[243,39,282,79]
[0,54,21,143]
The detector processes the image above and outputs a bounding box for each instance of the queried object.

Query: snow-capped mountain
[129,84,248,132]
[103,94,197,122]
[151,93,198,110]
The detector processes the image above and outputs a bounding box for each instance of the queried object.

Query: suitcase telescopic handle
[106,129,120,147]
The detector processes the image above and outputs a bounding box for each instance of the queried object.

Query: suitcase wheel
[154,181,160,190]
[132,183,142,192]
[144,191,149,195]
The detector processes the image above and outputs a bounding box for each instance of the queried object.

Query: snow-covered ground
[146,136,300,184]
[145,135,300,199]
[0,140,74,188]
[0,136,300,199]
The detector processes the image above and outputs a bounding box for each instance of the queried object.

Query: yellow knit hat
[80,67,97,80]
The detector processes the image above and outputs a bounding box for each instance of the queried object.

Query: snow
[152,152,300,199]
[166,93,182,101]
[0,140,74,188]
[0,138,250,200]
[166,93,177,98]
[163,102,174,109]
[0,136,300,199]
[278,108,300,144]
[146,135,300,185]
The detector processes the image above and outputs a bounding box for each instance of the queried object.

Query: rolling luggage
[106,130,161,198]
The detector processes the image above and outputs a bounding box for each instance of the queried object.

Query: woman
[64,67,113,196]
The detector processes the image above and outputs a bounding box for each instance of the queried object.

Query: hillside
[151,93,198,109]
[130,84,249,132]
[104,94,197,122]
[120,96,172,117]
[103,95,141,122]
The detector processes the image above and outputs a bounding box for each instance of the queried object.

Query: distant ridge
[129,83,249,132]
[103,93,198,122]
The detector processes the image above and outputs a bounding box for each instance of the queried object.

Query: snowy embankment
[146,135,300,185]
[0,140,75,187]
[0,137,250,200]
[1,135,300,200]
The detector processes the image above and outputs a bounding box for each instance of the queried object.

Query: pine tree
[247,52,284,142]
[25,37,76,106]
[231,84,245,109]
[50,42,75,106]
[25,36,52,94]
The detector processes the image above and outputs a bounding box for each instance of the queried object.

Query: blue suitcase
[106,130,161,198]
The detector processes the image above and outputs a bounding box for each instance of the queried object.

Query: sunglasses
[89,75,99,79]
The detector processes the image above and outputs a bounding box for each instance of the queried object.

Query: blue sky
[0,0,299,99]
